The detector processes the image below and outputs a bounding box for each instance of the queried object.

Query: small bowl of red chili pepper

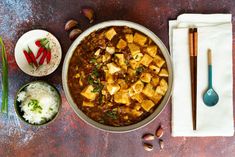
[15,29,62,77]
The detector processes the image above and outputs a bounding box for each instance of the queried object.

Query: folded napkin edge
[177,13,232,23]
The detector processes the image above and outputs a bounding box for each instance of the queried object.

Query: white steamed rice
[17,82,60,124]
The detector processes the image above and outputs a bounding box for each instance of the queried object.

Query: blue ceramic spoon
[203,49,219,107]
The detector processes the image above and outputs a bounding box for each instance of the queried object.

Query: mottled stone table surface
[0,0,234,157]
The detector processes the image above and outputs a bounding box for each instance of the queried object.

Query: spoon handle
[208,49,212,88]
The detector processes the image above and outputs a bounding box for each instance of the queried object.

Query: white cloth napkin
[169,14,234,136]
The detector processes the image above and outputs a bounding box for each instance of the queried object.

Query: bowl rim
[62,20,173,133]
[14,80,62,126]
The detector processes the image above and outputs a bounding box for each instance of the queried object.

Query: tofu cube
[150,93,162,104]
[94,49,101,56]
[107,102,113,107]
[81,85,98,100]
[159,68,169,77]
[149,65,160,74]
[115,54,125,66]
[102,52,111,62]
[160,78,167,86]
[117,79,128,89]
[132,109,143,117]
[155,79,168,96]
[140,73,152,83]
[82,101,94,107]
[141,100,155,112]
[74,73,80,79]
[128,44,140,56]
[118,106,131,113]
[146,45,157,57]
[132,80,144,93]
[127,68,136,76]
[125,34,133,43]
[159,79,168,93]
[128,87,135,97]
[134,104,142,110]
[129,59,140,69]
[121,65,128,71]
[153,55,165,68]
[142,84,155,98]
[102,89,108,96]
[116,39,127,49]
[151,77,160,87]
[105,72,114,83]
[133,33,147,46]
[107,83,120,95]
[114,90,131,105]
[105,28,117,40]
[140,54,153,67]
[114,54,128,70]
[155,86,164,95]
[133,53,143,61]
[131,93,144,103]
[107,63,121,74]
[106,47,115,54]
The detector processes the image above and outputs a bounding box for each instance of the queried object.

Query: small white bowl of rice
[14,81,61,126]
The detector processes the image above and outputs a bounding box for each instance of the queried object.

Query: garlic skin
[159,139,164,149]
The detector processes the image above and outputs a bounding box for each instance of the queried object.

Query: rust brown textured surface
[0,0,234,157]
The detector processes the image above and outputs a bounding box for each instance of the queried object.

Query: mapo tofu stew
[68,26,169,126]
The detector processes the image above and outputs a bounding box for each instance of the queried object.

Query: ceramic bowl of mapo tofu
[62,20,173,132]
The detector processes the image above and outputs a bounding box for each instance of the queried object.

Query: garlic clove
[81,8,94,23]
[69,28,82,40]
[65,19,78,31]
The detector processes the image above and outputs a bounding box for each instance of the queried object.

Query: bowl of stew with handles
[62,20,173,132]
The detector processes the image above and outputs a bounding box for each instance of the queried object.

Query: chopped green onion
[91,84,104,93]
[0,37,8,114]
[96,64,102,69]
[91,67,99,77]
[105,110,118,119]
[98,93,103,104]
[88,75,95,85]
[124,60,129,66]
[136,66,144,75]
[28,99,42,113]
[99,119,105,123]
[89,58,96,64]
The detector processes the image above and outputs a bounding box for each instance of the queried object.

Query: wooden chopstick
[189,28,198,130]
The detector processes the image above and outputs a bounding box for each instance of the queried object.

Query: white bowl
[62,20,173,132]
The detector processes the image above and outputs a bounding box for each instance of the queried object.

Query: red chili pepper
[46,50,51,64]
[23,50,33,64]
[35,40,41,47]
[35,38,47,47]
[28,47,38,67]
[39,50,48,65]
[36,47,44,59]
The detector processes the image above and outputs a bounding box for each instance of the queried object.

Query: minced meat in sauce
[68,26,169,126]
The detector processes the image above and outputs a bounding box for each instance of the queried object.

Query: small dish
[14,81,61,126]
[15,29,62,77]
